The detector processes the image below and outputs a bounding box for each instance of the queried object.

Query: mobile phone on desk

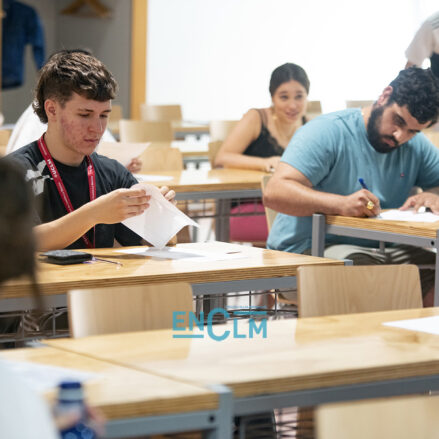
[41,249,93,265]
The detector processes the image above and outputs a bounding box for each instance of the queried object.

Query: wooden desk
[47,307,439,418]
[136,168,268,241]
[0,241,342,311]
[0,347,230,438]
[171,120,209,139]
[311,213,439,305]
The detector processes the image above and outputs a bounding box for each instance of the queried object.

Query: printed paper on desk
[97,141,150,167]
[122,184,198,248]
[379,209,439,223]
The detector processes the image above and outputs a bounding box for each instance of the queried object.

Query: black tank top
[243,109,285,158]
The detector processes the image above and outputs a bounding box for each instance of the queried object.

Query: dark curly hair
[33,49,118,123]
[387,67,439,126]
[269,63,310,96]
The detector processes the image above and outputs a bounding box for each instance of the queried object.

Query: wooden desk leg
[312,214,326,257]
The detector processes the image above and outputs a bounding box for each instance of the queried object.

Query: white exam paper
[379,209,439,223]
[97,141,150,167]
[134,174,174,182]
[116,246,246,261]
[383,316,439,335]
[1,359,98,393]
[122,184,198,248]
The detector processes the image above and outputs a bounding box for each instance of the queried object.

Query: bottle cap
[58,380,84,403]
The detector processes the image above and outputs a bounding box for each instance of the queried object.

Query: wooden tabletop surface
[326,214,439,239]
[0,347,217,419]
[47,307,439,399]
[136,168,268,192]
[1,241,342,299]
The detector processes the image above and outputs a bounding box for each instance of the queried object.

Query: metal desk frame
[105,384,233,439]
[311,213,439,305]
[175,188,262,242]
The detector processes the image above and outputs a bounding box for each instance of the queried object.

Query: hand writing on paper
[338,189,381,217]
[92,187,151,224]
[400,192,439,214]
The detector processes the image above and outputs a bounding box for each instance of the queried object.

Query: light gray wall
[2,0,132,123]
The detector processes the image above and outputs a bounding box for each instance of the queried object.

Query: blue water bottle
[55,381,97,439]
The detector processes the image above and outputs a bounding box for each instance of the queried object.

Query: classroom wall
[2,0,131,124]
[147,0,438,121]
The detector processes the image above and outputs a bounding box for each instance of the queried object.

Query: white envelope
[122,184,198,248]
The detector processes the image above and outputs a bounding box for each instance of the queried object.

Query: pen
[358,178,369,191]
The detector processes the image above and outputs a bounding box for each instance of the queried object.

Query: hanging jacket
[2,0,45,89]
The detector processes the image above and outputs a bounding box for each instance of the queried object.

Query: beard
[366,105,400,154]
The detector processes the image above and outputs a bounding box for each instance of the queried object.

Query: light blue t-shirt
[267,109,439,254]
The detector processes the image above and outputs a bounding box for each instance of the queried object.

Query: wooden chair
[306,101,322,120]
[316,394,439,439]
[119,119,174,142]
[138,145,183,173]
[140,104,182,122]
[68,282,193,338]
[345,100,374,108]
[0,129,12,156]
[209,120,238,142]
[297,264,422,318]
[424,129,439,148]
[107,104,122,135]
[293,264,422,439]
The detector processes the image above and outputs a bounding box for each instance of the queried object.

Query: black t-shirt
[10,141,142,249]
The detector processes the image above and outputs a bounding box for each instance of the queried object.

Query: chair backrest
[108,104,123,134]
[208,141,223,168]
[261,175,277,231]
[306,100,322,113]
[138,145,183,173]
[68,282,193,338]
[316,394,439,439]
[345,100,374,109]
[209,120,239,142]
[306,100,322,120]
[140,104,182,122]
[424,129,439,148]
[0,129,12,156]
[297,264,422,318]
[119,119,174,142]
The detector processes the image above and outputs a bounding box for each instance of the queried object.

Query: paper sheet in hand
[122,184,198,248]
[379,209,439,223]
[97,141,150,167]
[134,174,174,182]
[383,315,439,336]
[1,359,98,393]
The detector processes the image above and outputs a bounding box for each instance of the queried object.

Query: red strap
[37,135,96,248]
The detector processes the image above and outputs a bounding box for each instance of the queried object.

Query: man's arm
[35,187,150,251]
[263,162,381,217]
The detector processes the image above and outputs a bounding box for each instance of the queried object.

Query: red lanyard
[37,135,96,248]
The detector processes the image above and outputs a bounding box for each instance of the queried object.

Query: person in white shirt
[405,11,439,78]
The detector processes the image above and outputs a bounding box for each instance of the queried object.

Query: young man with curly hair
[265,67,439,304]
[10,50,174,251]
